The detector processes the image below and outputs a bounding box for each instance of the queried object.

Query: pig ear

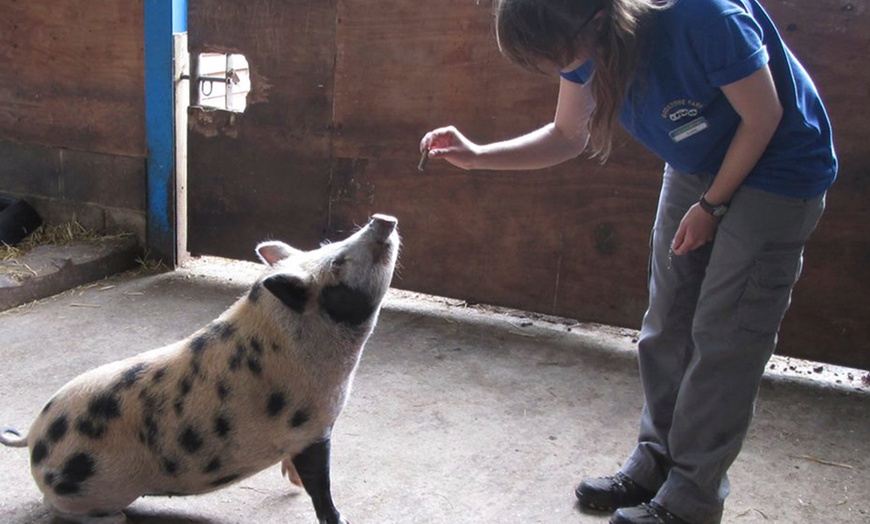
[262,274,309,313]
[256,241,300,266]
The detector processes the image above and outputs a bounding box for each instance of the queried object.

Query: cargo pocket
[738,242,804,335]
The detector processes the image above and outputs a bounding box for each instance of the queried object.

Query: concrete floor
[0,258,867,524]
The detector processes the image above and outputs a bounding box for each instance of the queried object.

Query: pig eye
[331,256,347,270]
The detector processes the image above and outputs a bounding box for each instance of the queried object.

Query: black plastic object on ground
[0,196,43,246]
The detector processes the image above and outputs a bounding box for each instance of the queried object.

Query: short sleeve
[697,9,769,87]
[559,60,594,84]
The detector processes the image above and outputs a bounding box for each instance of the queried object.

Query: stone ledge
[0,236,141,311]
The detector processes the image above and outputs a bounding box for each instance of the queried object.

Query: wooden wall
[1,1,863,368]
[334,0,870,370]
[189,0,868,370]
[762,0,870,369]
[328,0,660,325]
[0,0,147,239]
[187,0,337,256]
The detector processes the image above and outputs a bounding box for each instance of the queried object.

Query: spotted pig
[0,214,401,524]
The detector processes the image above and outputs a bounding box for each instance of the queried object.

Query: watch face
[699,197,727,217]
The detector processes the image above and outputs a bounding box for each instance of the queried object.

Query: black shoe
[575,472,656,512]
[610,502,691,524]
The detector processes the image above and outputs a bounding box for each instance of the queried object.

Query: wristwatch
[698,195,728,217]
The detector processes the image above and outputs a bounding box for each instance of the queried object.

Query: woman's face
[556,8,603,73]
[559,9,604,73]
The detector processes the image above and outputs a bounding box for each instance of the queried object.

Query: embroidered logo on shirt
[661,99,704,122]
[662,99,707,142]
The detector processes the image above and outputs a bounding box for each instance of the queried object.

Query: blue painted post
[173,0,188,33]
[144,0,187,265]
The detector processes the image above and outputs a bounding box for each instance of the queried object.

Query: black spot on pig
[54,483,79,496]
[47,415,69,443]
[190,359,202,378]
[76,418,107,440]
[65,453,96,479]
[54,452,97,496]
[178,426,204,454]
[118,363,150,390]
[214,415,232,439]
[31,440,49,466]
[174,398,185,416]
[76,393,122,439]
[250,338,264,355]
[290,409,310,428]
[229,343,245,371]
[246,355,263,375]
[192,322,237,357]
[216,322,237,341]
[178,376,192,397]
[44,472,56,487]
[190,333,210,356]
[140,414,160,451]
[41,400,54,415]
[320,283,376,326]
[138,389,167,415]
[88,393,121,421]
[209,473,240,487]
[216,380,231,400]
[203,457,222,474]
[152,367,167,384]
[248,281,263,302]
[266,392,286,418]
[162,456,180,476]
[137,391,168,450]
[262,274,309,314]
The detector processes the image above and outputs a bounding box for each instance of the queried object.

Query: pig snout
[369,214,398,240]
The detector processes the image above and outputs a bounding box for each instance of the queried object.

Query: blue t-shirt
[560,0,837,198]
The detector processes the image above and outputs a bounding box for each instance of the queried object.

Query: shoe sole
[577,492,654,513]
[576,492,618,512]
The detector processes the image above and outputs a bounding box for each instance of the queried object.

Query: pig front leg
[292,437,347,524]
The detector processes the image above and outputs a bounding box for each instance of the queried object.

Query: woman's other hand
[671,204,720,256]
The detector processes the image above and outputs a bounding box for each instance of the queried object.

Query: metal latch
[188,53,251,112]
[198,69,241,96]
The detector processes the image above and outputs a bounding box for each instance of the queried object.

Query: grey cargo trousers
[620,166,825,524]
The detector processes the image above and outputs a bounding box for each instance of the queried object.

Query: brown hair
[495,0,673,161]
